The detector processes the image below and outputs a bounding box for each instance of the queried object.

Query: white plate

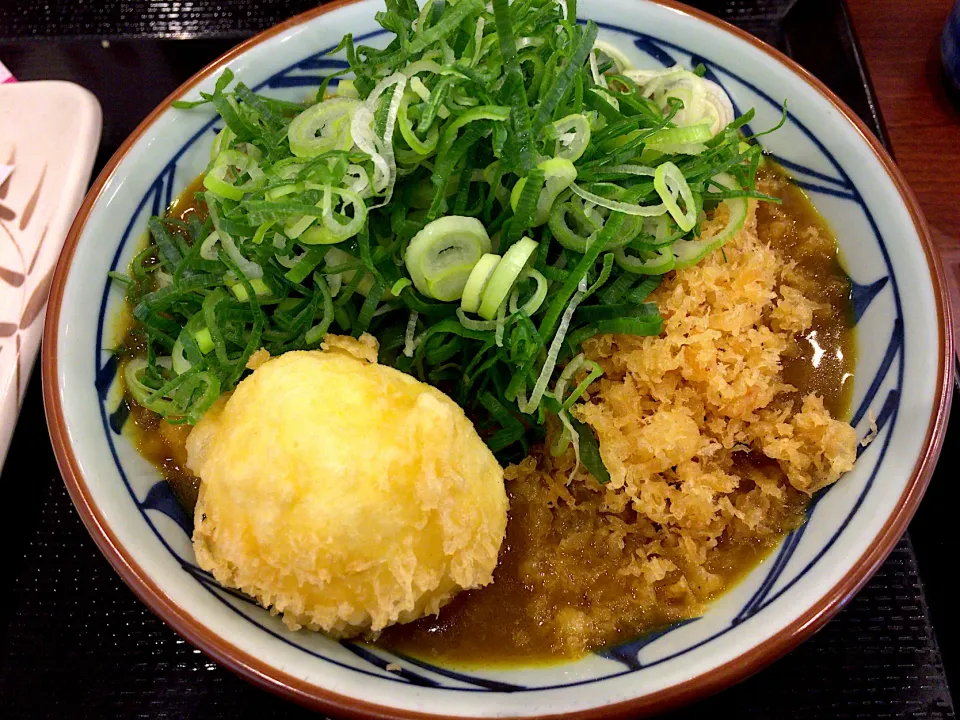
[0,80,101,469]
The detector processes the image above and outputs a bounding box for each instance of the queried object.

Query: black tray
[0,1,956,717]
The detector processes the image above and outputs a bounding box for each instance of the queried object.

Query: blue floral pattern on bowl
[94,20,900,693]
[46,1,948,716]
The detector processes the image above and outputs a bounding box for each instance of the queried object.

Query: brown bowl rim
[42,0,954,717]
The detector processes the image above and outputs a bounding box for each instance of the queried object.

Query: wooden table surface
[845,0,960,348]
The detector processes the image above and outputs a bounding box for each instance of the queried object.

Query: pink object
[0,61,15,84]
[0,81,101,468]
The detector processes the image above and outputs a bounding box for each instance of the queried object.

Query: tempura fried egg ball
[186,335,507,637]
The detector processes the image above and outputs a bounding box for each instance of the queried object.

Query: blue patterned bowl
[43,0,953,717]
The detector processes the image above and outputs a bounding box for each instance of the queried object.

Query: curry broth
[757,166,855,418]
[121,163,855,666]
[122,175,208,510]
[377,453,809,667]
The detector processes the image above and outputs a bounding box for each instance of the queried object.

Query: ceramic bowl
[43,0,953,717]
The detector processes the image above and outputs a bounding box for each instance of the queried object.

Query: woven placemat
[0,0,795,40]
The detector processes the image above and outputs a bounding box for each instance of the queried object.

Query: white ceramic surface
[0,80,101,469]
[43,1,951,718]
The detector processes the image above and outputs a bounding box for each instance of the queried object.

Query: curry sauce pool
[122,163,856,665]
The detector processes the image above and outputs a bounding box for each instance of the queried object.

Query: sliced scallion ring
[321,185,367,241]
[199,231,221,260]
[203,149,265,201]
[511,157,578,227]
[552,114,591,162]
[397,92,440,156]
[508,268,548,316]
[351,72,407,204]
[456,307,499,331]
[549,198,600,253]
[209,126,236,162]
[344,164,372,197]
[171,337,192,375]
[672,173,748,269]
[461,253,501,313]
[405,216,492,301]
[592,41,633,74]
[703,79,735,135]
[614,245,676,275]
[478,237,538,320]
[123,359,180,417]
[654,161,697,232]
[549,195,635,253]
[287,185,368,245]
[570,182,667,217]
[287,96,359,158]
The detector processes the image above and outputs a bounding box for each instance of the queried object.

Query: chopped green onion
[509,268,548,317]
[287,97,359,157]
[673,173,748,269]
[615,246,676,275]
[405,216,492,301]
[403,310,420,357]
[194,328,214,354]
[390,278,412,295]
[478,237,538,320]
[646,123,713,147]
[569,182,667,217]
[654,161,697,231]
[552,114,591,162]
[520,274,587,414]
[228,277,271,302]
[128,0,779,460]
[461,252,501,314]
[568,416,611,484]
[456,308,499,331]
[204,148,264,201]
[510,158,577,227]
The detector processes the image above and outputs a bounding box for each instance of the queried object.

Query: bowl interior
[47,0,947,717]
